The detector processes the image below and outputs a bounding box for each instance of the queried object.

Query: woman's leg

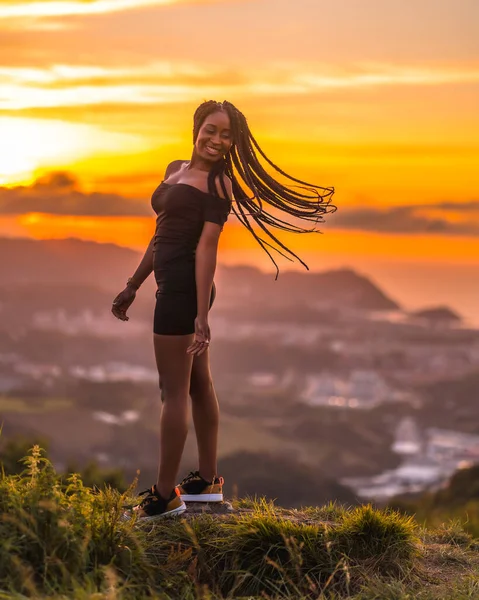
[153,332,194,499]
[189,347,219,482]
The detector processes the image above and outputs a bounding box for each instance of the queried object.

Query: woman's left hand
[187,316,211,356]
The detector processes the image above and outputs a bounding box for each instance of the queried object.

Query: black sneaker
[176,471,224,502]
[129,485,186,520]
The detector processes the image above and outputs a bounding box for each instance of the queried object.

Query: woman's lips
[205,144,221,156]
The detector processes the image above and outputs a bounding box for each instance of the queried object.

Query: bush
[0,445,152,596]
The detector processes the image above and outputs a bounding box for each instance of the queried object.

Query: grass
[1,447,479,599]
[404,502,479,540]
[0,396,72,413]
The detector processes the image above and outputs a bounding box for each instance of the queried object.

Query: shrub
[0,445,151,596]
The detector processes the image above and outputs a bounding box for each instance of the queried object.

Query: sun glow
[14,213,155,249]
[1,213,477,265]
[0,0,177,19]
[0,117,148,186]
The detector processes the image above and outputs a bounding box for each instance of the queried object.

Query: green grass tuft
[421,519,473,548]
[302,500,349,523]
[329,504,420,576]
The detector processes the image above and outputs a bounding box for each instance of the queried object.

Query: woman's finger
[112,306,129,321]
[187,343,201,354]
[187,339,207,354]
[188,339,210,355]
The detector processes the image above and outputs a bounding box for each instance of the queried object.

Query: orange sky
[0,0,478,319]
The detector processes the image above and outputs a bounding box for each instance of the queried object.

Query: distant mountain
[0,237,399,312]
[0,237,140,290]
[409,306,462,323]
[216,265,400,311]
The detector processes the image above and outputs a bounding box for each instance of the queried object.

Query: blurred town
[1,237,478,507]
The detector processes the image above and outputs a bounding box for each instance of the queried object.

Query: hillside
[217,264,400,311]
[1,447,479,600]
[0,236,400,311]
[390,456,479,538]
[410,306,463,324]
[0,237,140,290]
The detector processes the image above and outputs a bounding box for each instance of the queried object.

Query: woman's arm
[112,234,154,320]
[127,235,155,290]
[128,160,186,290]
[188,174,232,355]
[195,224,221,318]
[187,224,220,354]
[196,173,233,315]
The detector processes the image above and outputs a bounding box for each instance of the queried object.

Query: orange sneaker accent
[176,471,224,502]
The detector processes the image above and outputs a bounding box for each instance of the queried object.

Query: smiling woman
[108,99,337,521]
[0,117,146,186]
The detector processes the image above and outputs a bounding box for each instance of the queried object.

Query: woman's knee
[160,377,189,400]
[190,373,213,399]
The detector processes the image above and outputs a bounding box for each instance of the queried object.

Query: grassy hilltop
[1,447,479,600]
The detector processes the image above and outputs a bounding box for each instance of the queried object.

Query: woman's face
[195,110,232,162]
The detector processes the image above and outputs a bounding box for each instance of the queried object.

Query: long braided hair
[193,100,337,279]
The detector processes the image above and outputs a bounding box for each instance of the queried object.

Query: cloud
[328,201,479,236]
[0,63,245,109]
[432,201,479,212]
[0,0,216,19]
[0,172,152,216]
[2,173,479,241]
[293,64,479,89]
[1,62,479,110]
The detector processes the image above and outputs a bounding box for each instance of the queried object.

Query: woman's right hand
[111,287,136,321]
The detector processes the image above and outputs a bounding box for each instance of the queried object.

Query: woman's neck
[188,154,214,173]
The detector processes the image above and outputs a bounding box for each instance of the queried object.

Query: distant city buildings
[92,410,140,426]
[300,370,412,409]
[393,417,423,455]
[2,278,478,507]
[342,418,479,502]
[32,308,149,337]
[70,363,158,383]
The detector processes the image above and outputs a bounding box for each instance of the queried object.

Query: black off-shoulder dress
[151,181,231,335]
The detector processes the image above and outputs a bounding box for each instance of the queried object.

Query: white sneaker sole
[180,493,223,502]
[125,501,187,522]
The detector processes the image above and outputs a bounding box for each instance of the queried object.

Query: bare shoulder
[214,173,233,200]
[164,160,188,181]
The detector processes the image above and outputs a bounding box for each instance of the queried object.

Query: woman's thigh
[154,333,194,399]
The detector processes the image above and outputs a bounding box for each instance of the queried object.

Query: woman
[112,100,336,520]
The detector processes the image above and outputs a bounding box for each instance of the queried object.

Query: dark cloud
[2,172,478,238]
[433,201,479,212]
[0,172,152,216]
[328,201,479,236]
[26,70,250,91]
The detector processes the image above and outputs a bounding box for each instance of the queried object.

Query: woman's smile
[205,144,221,156]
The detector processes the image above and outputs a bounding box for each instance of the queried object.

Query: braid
[192,100,337,278]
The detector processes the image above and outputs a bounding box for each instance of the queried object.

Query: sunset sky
[1,0,478,321]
